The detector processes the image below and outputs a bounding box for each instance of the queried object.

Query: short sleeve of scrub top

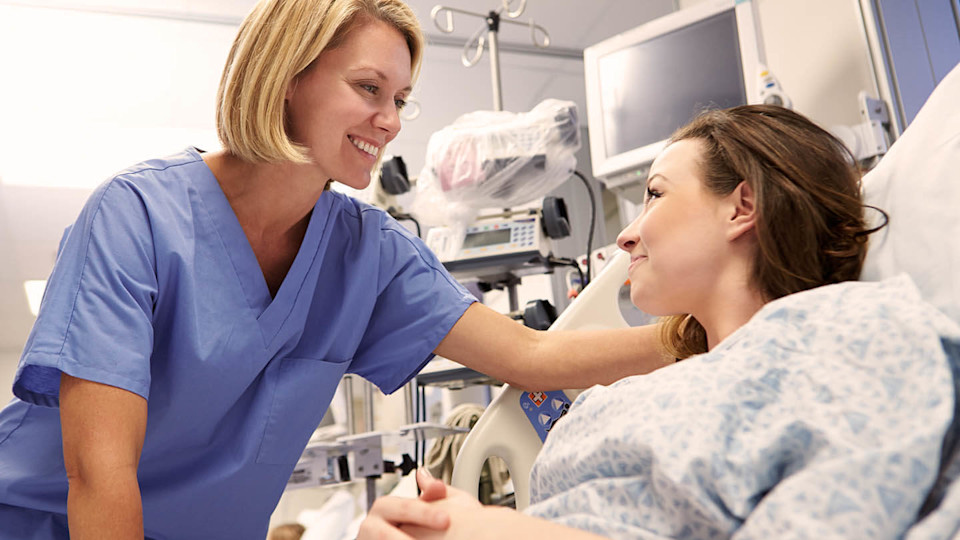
[13,178,157,405]
[339,204,477,394]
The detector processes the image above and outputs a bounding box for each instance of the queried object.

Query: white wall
[678,0,880,131]
[0,350,20,407]
[0,4,231,191]
[0,4,237,353]
[757,0,879,130]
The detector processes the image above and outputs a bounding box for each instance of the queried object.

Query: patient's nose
[617,227,637,252]
[617,218,641,252]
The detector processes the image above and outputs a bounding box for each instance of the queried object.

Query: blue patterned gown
[527,276,960,540]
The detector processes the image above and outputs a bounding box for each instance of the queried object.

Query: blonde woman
[0,1,662,538]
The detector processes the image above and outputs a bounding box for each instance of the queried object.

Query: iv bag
[417,99,580,211]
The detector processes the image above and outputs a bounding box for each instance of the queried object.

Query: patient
[358,105,960,539]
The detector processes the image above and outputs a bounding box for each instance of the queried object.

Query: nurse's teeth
[349,136,378,156]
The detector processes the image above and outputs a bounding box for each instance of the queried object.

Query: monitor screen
[584,0,765,189]
[597,11,746,158]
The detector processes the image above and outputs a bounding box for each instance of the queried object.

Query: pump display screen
[462,229,511,249]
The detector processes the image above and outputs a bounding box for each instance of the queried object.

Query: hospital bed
[451,60,960,535]
[450,247,630,509]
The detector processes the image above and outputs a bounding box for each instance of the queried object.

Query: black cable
[387,207,422,238]
[419,388,427,466]
[572,170,597,288]
[414,384,421,479]
[548,256,584,294]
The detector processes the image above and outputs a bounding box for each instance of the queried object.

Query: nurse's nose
[616,215,642,253]
[374,100,402,139]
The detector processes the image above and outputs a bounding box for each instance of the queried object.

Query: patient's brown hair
[659,105,885,359]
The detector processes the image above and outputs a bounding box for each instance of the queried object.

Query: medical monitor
[584,0,767,199]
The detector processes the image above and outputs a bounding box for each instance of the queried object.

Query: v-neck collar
[190,148,335,346]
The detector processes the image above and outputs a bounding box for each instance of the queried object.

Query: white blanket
[527,276,960,539]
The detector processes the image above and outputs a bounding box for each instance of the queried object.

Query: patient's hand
[400,486,485,540]
[416,468,448,502]
[403,494,609,540]
[357,469,452,540]
[383,472,608,540]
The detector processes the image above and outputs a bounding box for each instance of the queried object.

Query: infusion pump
[424,197,571,280]
[425,211,554,279]
[427,211,549,261]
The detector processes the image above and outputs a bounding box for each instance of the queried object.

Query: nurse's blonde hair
[216,0,425,164]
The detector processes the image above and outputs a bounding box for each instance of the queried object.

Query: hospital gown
[527,275,960,539]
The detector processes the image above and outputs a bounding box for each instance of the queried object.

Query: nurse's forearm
[438,304,669,390]
[60,373,148,539]
[67,472,143,539]
[525,324,671,388]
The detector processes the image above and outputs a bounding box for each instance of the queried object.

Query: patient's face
[616,139,731,315]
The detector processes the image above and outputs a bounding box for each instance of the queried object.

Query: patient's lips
[628,254,648,275]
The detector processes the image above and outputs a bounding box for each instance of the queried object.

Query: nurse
[0,0,663,539]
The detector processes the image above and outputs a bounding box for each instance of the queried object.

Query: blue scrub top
[0,148,476,539]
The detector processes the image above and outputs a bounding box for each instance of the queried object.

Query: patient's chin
[631,295,671,317]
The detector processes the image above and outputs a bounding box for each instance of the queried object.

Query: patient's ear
[726,180,756,242]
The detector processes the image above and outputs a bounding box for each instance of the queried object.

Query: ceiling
[0,0,677,354]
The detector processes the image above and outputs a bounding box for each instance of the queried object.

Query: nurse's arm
[61,373,147,539]
[434,302,666,391]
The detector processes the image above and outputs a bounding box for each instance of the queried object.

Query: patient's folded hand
[416,468,448,502]
[401,479,485,540]
[357,470,453,540]
[397,473,606,540]
[400,501,481,539]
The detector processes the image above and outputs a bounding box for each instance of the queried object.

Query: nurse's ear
[725,180,756,242]
[285,77,299,101]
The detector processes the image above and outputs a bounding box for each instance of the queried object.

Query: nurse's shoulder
[99,147,209,200]
[343,193,413,232]
[64,148,214,245]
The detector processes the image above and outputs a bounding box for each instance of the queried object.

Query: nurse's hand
[357,469,451,540]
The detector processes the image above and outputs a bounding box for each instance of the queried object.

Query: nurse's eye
[394,98,408,110]
[359,83,378,95]
[645,186,663,203]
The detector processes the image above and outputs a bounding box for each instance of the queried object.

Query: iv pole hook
[462,26,487,68]
[430,1,549,111]
[529,20,550,48]
[430,5,455,33]
[501,0,526,18]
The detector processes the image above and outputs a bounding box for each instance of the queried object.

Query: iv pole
[430,0,551,112]
[429,1,554,312]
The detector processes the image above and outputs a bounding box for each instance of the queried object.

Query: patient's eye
[645,186,662,203]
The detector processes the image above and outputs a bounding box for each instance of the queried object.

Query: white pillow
[860,62,960,325]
